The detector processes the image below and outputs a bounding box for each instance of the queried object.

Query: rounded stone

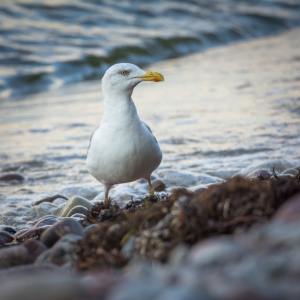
[1,227,17,235]
[276,174,294,179]
[66,205,89,217]
[0,246,28,270]
[70,213,86,219]
[152,179,166,192]
[245,169,272,179]
[40,218,84,248]
[33,216,58,228]
[280,168,299,176]
[0,232,14,245]
[0,173,24,182]
[59,196,93,217]
[22,239,47,263]
[48,234,83,266]
[83,224,98,235]
[191,186,207,196]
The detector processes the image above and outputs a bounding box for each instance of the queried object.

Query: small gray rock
[40,218,83,248]
[70,213,86,219]
[152,179,166,192]
[281,168,299,176]
[22,239,47,263]
[156,287,203,300]
[83,224,98,235]
[1,227,16,235]
[0,231,14,245]
[0,246,28,270]
[66,205,89,217]
[0,173,24,182]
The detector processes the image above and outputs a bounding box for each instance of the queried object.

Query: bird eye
[120,70,128,76]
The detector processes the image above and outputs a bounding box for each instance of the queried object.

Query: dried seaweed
[77,177,300,271]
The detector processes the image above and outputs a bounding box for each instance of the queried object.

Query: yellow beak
[136,71,164,82]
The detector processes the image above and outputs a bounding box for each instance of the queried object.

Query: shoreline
[0,27,300,300]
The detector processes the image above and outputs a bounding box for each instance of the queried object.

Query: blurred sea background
[0,0,300,218]
[1,0,300,99]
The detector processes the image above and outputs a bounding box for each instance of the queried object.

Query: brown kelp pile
[77,175,300,271]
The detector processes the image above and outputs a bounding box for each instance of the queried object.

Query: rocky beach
[1,6,300,300]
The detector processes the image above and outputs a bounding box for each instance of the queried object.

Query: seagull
[86,63,164,203]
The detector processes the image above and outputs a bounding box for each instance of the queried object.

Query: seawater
[0,0,300,98]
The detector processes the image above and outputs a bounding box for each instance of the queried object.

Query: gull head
[102,63,164,96]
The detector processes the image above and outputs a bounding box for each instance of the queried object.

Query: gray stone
[245,169,272,179]
[0,173,24,182]
[0,231,14,245]
[190,186,207,196]
[281,168,299,176]
[33,216,58,228]
[40,218,83,248]
[152,179,166,192]
[22,239,47,263]
[83,224,98,235]
[0,246,28,270]
[70,213,86,219]
[48,234,82,266]
[66,205,89,217]
[121,235,136,260]
[0,226,16,235]
[35,249,51,265]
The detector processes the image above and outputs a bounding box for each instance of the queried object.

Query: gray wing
[87,125,100,155]
[142,121,158,143]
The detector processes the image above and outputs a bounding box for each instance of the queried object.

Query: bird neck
[102,91,138,122]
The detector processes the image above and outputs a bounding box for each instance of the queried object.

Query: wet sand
[0,28,300,223]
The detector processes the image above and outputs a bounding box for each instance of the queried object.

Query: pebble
[33,216,59,228]
[48,234,83,266]
[66,205,89,217]
[70,213,86,219]
[245,169,272,179]
[190,186,207,196]
[0,246,28,270]
[273,192,300,223]
[0,226,16,235]
[83,224,98,235]
[58,185,99,200]
[15,226,51,242]
[281,168,299,176]
[59,195,93,217]
[121,235,136,260]
[276,174,295,179]
[152,179,166,192]
[40,218,84,248]
[30,202,63,217]
[0,231,14,245]
[0,173,24,182]
[22,239,47,263]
